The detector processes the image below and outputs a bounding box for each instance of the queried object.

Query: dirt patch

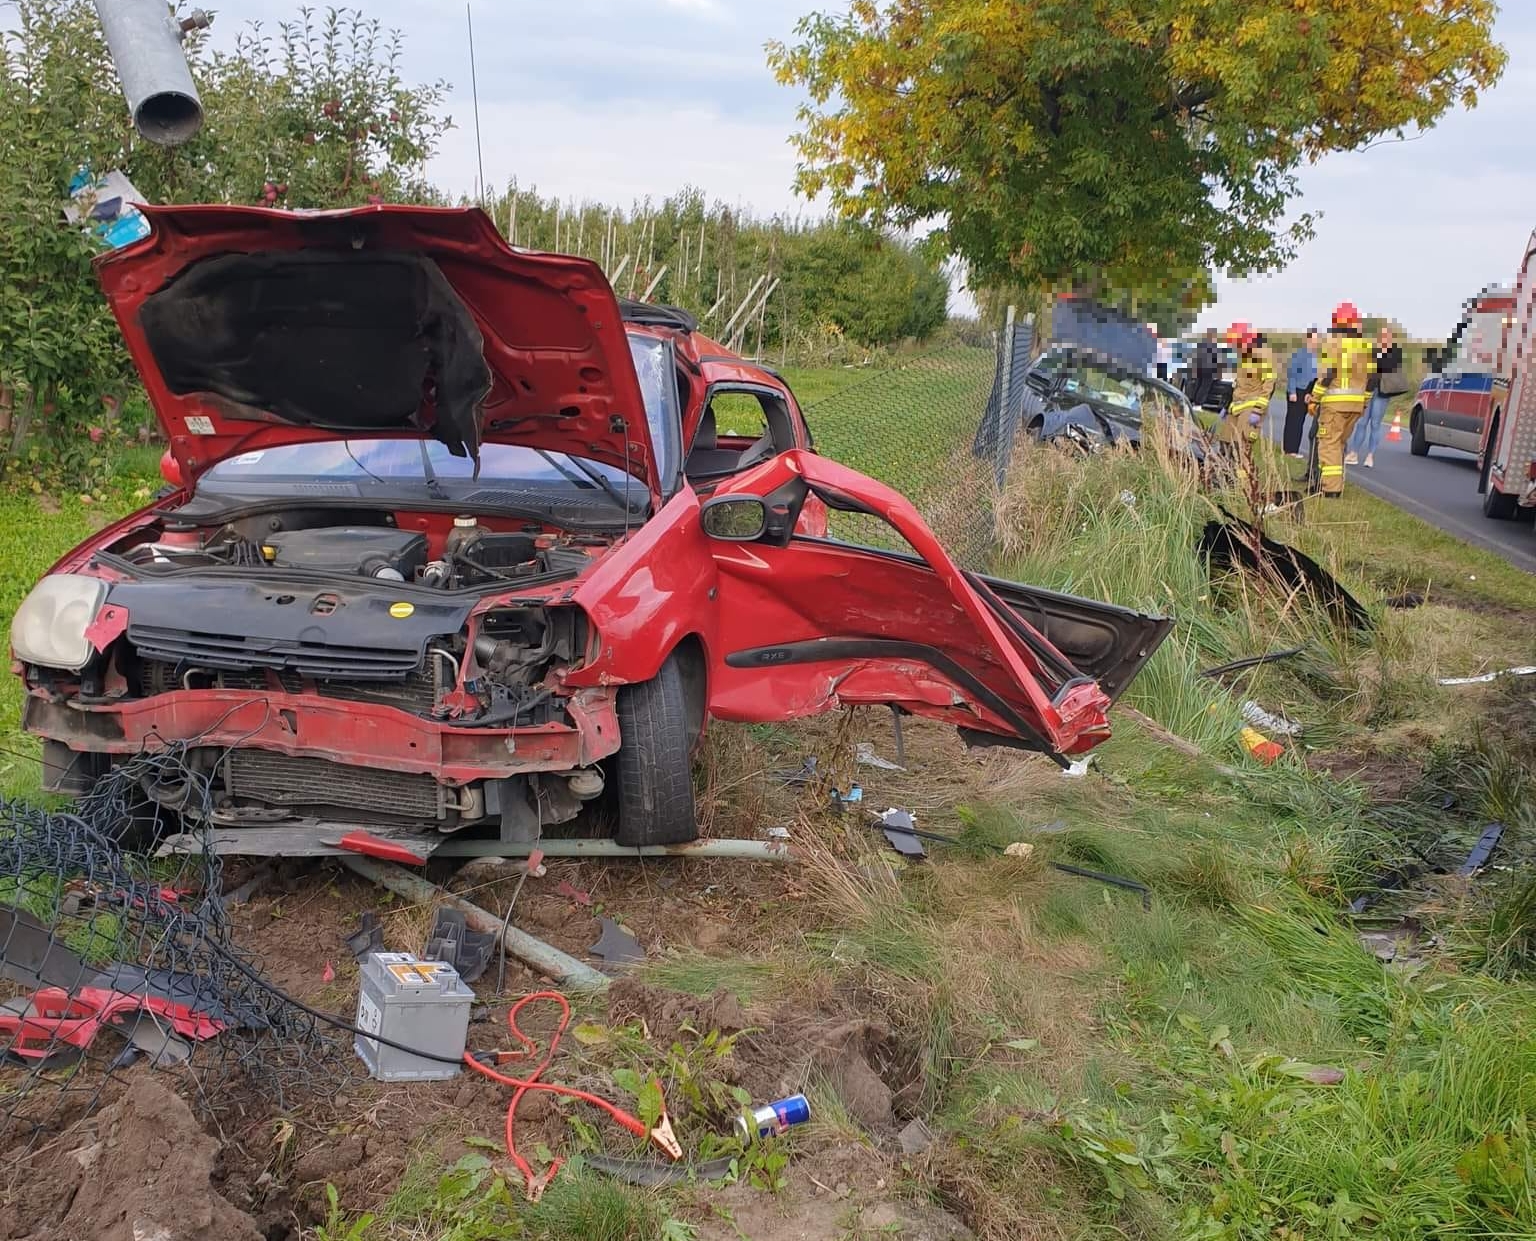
[1307,748,1422,801]
[695,1156,974,1241]
[0,1072,262,1241]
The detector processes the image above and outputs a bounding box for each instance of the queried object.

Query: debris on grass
[590,916,645,967]
[424,906,500,983]
[855,741,905,772]
[1240,700,1302,737]
[1239,726,1287,764]
[1455,823,1505,877]
[1437,664,1536,686]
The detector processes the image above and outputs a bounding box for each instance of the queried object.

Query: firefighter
[1307,302,1376,497]
[1213,323,1275,484]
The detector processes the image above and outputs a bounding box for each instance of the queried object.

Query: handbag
[1377,368,1410,397]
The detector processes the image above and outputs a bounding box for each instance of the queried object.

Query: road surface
[1261,396,1536,573]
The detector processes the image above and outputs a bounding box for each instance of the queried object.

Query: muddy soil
[0,1073,263,1241]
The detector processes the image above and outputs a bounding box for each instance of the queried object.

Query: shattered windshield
[1058,364,1151,413]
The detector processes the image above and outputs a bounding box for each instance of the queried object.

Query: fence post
[999,305,1018,425]
[993,305,1019,485]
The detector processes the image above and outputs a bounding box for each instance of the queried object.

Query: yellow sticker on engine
[388,601,414,619]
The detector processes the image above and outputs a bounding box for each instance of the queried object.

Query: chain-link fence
[798,340,1018,571]
[0,749,334,1159]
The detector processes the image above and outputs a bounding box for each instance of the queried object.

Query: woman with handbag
[1347,325,1406,468]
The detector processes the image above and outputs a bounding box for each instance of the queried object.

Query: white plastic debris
[1061,757,1093,778]
[855,741,905,771]
[1004,842,1035,860]
[1240,700,1302,737]
[1437,665,1536,686]
[764,826,792,840]
[1119,490,1137,508]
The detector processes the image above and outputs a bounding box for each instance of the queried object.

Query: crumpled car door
[700,450,1172,762]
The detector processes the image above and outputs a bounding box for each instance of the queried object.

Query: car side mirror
[700,495,768,542]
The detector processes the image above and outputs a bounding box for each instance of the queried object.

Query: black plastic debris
[423,907,498,984]
[1457,824,1505,877]
[880,810,928,857]
[587,1153,735,1188]
[589,916,645,967]
[1199,647,1307,679]
[344,911,384,961]
[1199,510,1371,629]
[870,810,1152,909]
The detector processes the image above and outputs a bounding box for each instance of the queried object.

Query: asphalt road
[1261,395,1536,574]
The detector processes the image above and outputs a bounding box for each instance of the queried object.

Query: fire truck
[1478,229,1536,522]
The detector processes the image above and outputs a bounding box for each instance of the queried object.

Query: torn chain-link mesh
[0,744,337,1158]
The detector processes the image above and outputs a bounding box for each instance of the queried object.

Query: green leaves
[771,0,1506,300]
[0,1,452,488]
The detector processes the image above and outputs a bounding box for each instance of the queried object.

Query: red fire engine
[1479,229,1536,521]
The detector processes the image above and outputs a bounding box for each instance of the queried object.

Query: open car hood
[96,204,658,492]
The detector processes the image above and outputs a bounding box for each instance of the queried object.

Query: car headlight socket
[10,574,108,672]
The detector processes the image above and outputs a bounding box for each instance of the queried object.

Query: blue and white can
[735,1093,811,1141]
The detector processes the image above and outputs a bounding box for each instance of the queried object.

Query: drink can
[734,1093,811,1142]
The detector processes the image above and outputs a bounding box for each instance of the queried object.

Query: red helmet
[1331,301,1362,331]
[1225,321,1255,350]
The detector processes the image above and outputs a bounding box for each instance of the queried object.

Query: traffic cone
[1239,726,1285,765]
[1387,411,1403,442]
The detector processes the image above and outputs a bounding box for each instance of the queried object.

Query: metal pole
[429,837,794,862]
[466,3,485,205]
[342,856,611,991]
[91,0,208,146]
[999,304,1018,427]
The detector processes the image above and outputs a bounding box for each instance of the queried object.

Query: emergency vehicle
[1478,231,1536,521]
[1410,283,1515,457]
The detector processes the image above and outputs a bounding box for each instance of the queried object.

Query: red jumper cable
[463,990,681,1201]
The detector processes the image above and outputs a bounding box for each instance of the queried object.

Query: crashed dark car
[1023,347,1203,456]
[10,204,1173,861]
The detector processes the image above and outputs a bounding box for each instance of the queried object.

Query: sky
[184,1,1535,339]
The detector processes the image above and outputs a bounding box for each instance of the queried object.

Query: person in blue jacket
[1283,328,1319,458]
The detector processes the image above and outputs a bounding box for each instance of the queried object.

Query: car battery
[354,952,472,1082]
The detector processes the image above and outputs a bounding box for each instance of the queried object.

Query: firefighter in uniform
[1214,323,1276,484]
[1308,302,1376,497]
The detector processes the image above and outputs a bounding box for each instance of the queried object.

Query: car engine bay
[112,510,597,593]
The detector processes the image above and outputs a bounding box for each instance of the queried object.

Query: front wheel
[612,654,700,847]
[1409,408,1430,457]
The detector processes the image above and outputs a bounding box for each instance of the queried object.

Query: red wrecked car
[9,205,1171,858]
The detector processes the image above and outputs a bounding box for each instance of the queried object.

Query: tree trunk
[10,387,36,457]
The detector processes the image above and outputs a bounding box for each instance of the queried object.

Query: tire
[1409,407,1430,457]
[1480,415,1519,520]
[612,653,700,847]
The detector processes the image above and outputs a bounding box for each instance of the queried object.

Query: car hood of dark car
[96,203,660,495]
